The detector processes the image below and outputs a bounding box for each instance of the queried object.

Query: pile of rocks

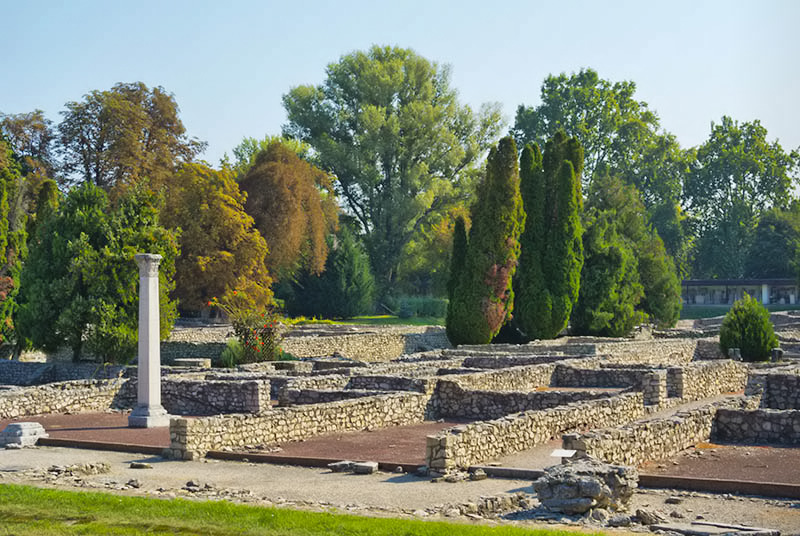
[533,459,638,515]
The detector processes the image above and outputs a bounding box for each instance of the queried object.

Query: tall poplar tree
[446,137,524,345]
[516,131,584,339]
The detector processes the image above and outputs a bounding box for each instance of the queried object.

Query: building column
[761,283,770,305]
[128,253,170,428]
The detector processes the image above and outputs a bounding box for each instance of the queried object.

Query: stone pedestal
[129,254,171,428]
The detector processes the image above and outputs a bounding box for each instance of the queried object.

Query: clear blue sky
[3,0,798,165]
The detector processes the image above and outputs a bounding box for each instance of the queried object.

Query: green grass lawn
[0,484,604,536]
[680,303,800,320]
[295,314,445,326]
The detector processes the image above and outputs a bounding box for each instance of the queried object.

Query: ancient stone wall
[713,408,800,444]
[435,380,617,420]
[0,361,127,386]
[762,373,800,409]
[446,363,557,391]
[0,379,127,419]
[666,360,748,401]
[595,339,699,365]
[563,397,745,466]
[425,393,644,471]
[553,364,652,388]
[161,379,270,415]
[281,327,449,361]
[345,375,435,394]
[165,392,432,459]
[280,389,383,405]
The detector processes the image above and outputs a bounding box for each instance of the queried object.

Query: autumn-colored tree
[57,82,206,194]
[239,141,338,281]
[160,163,273,312]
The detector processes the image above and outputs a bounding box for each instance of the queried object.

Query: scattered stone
[534,459,638,514]
[671,510,685,519]
[393,466,404,474]
[129,462,153,469]
[443,472,466,483]
[666,495,683,505]
[126,479,141,488]
[590,508,608,522]
[0,423,49,448]
[469,469,488,481]
[608,513,632,527]
[636,508,667,525]
[412,509,428,517]
[327,461,354,473]
[352,461,378,475]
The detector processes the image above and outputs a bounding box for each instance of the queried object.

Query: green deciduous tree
[572,210,645,337]
[512,69,694,266]
[57,82,206,194]
[283,45,504,291]
[285,227,375,319]
[16,182,178,362]
[685,116,800,278]
[239,141,338,281]
[743,207,800,279]
[587,175,681,327]
[516,131,584,339]
[160,163,274,312]
[446,137,524,345]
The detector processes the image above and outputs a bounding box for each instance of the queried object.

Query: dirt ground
[641,442,800,485]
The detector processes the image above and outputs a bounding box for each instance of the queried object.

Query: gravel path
[2,446,799,534]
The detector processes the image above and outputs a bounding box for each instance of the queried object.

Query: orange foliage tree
[239,141,338,281]
[161,163,273,312]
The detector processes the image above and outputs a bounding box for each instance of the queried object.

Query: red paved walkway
[0,412,169,451]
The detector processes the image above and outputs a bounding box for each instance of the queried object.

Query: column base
[128,405,171,428]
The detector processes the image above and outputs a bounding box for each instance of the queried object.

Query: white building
[682,278,798,306]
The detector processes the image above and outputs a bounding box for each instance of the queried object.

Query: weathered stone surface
[0,422,48,448]
[327,461,354,472]
[533,459,638,514]
[352,461,378,474]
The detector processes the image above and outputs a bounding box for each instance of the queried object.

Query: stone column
[761,283,770,305]
[128,253,170,428]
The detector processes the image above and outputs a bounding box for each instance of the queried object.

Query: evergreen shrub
[719,293,778,362]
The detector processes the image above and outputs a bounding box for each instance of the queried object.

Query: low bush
[719,293,778,362]
[209,291,284,364]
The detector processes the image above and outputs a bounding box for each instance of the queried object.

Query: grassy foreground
[0,484,602,536]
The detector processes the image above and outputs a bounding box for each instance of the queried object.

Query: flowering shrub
[209,290,284,363]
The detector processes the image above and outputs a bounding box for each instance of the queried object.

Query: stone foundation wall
[447,363,557,391]
[161,380,270,415]
[667,360,748,401]
[595,339,699,365]
[713,408,800,444]
[0,379,127,419]
[0,361,127,386]
[461,355,594,369]
[425,393,644,471]
[282,327,449,361]
[553,364,652,388]
[345,375,435,394]
[435,380,616,420]
[165,392,432,459]
[761,374,800,409]
[563,397,744,466]
[280,389,383,405]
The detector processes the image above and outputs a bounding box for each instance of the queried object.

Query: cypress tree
[516,131,584,339]
[571,210,645,337]
[445,216,467,343]
[446,136,525,345]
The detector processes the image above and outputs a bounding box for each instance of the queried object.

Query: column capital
[135,253,162,277]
